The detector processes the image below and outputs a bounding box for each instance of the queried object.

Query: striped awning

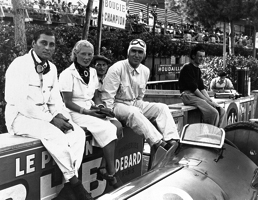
[128,1,184,24]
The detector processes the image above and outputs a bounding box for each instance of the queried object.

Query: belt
[116,98,136,102]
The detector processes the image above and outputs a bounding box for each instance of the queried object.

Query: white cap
[127,39,146,55]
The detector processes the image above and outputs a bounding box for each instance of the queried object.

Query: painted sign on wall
[0,127,144,199]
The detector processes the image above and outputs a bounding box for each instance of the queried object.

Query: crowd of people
[129,11,253,47]
[0,1,253,47]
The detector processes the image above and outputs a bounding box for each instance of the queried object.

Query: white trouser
[114,100,179,146]
[70,112,117,148]
[12,113,85,181]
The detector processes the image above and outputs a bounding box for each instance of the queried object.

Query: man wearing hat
[92,55,112,92]
[210,70,234,93]
[101,39,179,165]
[92,54,123,140]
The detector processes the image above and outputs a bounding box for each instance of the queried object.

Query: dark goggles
[36,64,48,74]
[130,39,146,48]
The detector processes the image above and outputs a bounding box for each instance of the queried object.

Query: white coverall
[5,50,85,181]
[59,63,117,148]
[101,59,179,146]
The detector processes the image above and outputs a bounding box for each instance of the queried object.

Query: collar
[98,75,105,83]
[127,59,139,75]
[69,63,93,81]
[69,63,83,80]
[31,49,45,64]
[191,61,199,68]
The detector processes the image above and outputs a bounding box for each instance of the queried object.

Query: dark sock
[71,180,94,200]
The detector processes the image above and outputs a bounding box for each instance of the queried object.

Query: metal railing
[147,80,179,90]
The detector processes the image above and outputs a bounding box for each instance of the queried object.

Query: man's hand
[50,115,74,133]
[207,100,220,108]
[55,113,69,122]
[88,110,107,119]
[90,106,115,118]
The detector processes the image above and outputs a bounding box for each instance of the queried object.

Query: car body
[98,123,258,200]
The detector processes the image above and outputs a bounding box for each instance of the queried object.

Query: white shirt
[59,63,99,111]
[102,59,149,109]
[5,50,63,133]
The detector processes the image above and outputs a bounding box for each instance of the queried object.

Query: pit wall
[0,90,257,199]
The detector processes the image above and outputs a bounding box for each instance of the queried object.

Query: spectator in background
[193,31,204,42]
[139,9,143,23]
[61,1,67,12]
[210,71,234,93]
[67,2,73,13]
[33,1,40,11]
[57,0,62,12]
[183,30,192,42]
[91,6,98,26]
[209,32,216,43]
[203,30,209,43]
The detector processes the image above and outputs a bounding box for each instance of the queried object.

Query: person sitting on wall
[92,54,123,139]
[101,39,180,164]
[210,70,234,93]
[179,45,227,128]
[5,29,93,200]
[59,40,122,189]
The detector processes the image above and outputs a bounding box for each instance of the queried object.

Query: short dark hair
[217,70,227,77]
[190,45,205,59]
[33,29,55,43]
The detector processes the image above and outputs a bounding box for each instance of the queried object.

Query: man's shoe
[54,183,77,200]
[71,180,94,200]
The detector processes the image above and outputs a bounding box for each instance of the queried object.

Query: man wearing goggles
[101,39,179,166]
[5,29,93,200]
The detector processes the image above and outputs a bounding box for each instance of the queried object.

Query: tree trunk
[229,21,235,55]
[223,22,227,69]
[96,0,103,55]
[253,24,256,58]
[82,0,94,40]
[11,0,27,54]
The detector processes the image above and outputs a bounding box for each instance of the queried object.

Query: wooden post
[223,21,227,69]
[253,24,256,58]
[82,0,93,40]
[96,0,103,55]
[11,0,27,54]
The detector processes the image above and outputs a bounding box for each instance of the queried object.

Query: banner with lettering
[103,0,127,29]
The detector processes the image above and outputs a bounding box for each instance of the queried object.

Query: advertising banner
[0,128,144,199]
[103,0,127,29]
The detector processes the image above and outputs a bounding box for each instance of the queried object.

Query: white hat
[127,39,146,55]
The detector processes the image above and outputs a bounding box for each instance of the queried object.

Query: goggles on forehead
[130,39,146,47]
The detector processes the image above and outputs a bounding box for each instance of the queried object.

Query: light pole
[150,0,158,81]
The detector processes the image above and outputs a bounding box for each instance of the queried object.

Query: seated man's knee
[155,102,168,111]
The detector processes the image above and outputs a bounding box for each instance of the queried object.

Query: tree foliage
[170,0,245,30]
